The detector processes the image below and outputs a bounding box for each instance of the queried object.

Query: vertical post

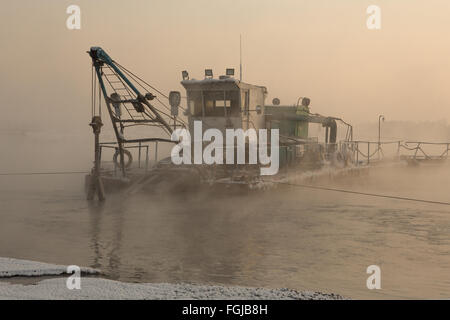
[240,34,242,82]
[113,148,117,175]
[367,142,370,165]
[356,142,359,165]
[119,143,126,178]
[98,146,103,175]
[138,141,142,169]
[201,90,205,118]
[224,90,228,117]
[145,146,149,171]
[154,141,158,165]
[87,116,105,201]
[378,115,384,160]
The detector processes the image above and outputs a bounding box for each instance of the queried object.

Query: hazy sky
[1,0,450,132]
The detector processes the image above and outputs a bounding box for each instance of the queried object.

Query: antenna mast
[239,34,242,81]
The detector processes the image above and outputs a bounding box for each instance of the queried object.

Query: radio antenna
[239,34,242,81]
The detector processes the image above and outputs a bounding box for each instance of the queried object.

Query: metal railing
[340,140,401,165]
[95,139,450,173]
[339,140,450,165]
[98,141,158,174]
[398,141,450,161]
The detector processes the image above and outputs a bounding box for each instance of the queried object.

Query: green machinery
[265,98,347,168]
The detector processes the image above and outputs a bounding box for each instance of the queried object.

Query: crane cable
[113,62,188,127]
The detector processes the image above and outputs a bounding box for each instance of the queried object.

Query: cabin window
[189,90,240,117]
[214,99,231,108]
[188,91,203,116]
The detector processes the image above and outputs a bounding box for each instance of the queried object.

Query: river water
[0,133,449,299]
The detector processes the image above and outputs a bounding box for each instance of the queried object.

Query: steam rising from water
[0,132,449,299]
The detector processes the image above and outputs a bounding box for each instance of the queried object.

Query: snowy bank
[0,257,99,278]
[0,277,345,300]
[0,257,344,299]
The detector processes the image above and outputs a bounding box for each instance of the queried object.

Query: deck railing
[398,141,450,161]
[339,140,450,165]
[98,141,155,173]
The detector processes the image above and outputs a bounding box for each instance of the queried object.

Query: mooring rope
[0,171,88,176]
[265,180,450,206]
[1,171,449,206]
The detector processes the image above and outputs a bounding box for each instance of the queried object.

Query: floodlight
[205,69,213,78]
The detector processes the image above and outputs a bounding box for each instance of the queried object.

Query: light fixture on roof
[205,69,213,79]
[182,70,189,81]
[226,68,235,76]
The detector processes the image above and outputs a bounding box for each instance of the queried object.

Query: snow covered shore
[0,278,345,300]
[0,257,345,300]
[0,257,99,278]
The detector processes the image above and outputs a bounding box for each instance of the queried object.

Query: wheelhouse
[181,76,267,136]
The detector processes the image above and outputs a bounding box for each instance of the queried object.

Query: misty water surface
[0,133,449,299]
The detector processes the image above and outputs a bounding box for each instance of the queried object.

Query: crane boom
[89,47,177,177]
